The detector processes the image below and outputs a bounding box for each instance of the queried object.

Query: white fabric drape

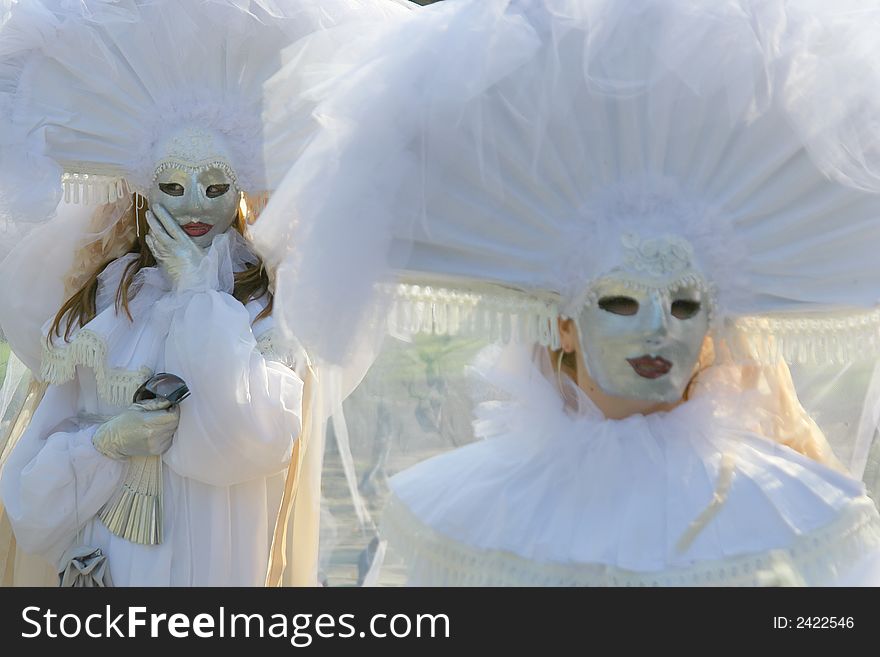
[1,230,303,585]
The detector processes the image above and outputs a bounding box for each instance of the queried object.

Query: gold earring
[556,349,566,400]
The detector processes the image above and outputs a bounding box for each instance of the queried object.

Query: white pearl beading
[576,272,720,327]
[151,159,241,191]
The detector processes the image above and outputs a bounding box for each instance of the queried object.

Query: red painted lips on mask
[626,355,673,379]
[182,222,212,237]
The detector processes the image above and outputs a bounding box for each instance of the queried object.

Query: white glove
[92,398,180,460]
[144,205,205,290]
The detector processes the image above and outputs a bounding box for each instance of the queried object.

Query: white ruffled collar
[388,345,878,582]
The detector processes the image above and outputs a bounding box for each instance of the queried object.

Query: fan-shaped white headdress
[0,0,412,345]
[255,0,880,366]
[2,2,261,210]
[0,0,410,219]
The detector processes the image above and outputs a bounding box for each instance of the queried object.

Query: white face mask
[576,279,710,402]
[147,165,239,249]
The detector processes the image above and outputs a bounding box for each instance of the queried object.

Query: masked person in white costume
[254,0,880,585]
[0,0,410,586]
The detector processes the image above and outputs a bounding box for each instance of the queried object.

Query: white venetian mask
[573,233,712,403]
[147,126,241,248]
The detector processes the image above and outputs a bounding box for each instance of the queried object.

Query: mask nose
[176,176,202,218]
[193,175,210,212]
[643,290,670,345]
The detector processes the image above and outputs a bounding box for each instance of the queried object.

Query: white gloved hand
[144,205,205,290]
[92,398,180,460]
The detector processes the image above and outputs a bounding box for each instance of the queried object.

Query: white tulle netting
[255,0,880,369]
[248,0,880,585]
[790,360,880,501]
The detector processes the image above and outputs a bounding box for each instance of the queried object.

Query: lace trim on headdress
[40,330,151,409]
[389,282,562,349]
[382,495,880,587]
[60,126,262,202]
[389,282,880,365]
[62,173,130,206]
[726,310,880,365]
[556,182,748,320]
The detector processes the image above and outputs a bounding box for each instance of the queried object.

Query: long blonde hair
[49,194,272,342]
[549,335,844,469]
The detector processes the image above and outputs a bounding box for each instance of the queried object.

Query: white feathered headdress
[0,0,411,348]
[0,0,410,219]
[255,0,880,366]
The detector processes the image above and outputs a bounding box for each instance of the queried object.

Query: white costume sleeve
[0,203,98,372]
[162,289,303,487]
[0,381,126,560]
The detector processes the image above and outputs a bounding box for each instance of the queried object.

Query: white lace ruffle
[40,311,292,409]
[40,330,151,408]
[383,495,880,587]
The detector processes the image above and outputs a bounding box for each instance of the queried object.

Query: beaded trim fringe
[389,282,880,365]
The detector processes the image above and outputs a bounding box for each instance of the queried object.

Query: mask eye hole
[158,182,184,197]
[598,296,639,316]
[671,299,701,319]
[206,184,230,198]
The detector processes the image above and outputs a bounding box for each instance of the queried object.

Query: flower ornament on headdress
[555,177,747,328]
